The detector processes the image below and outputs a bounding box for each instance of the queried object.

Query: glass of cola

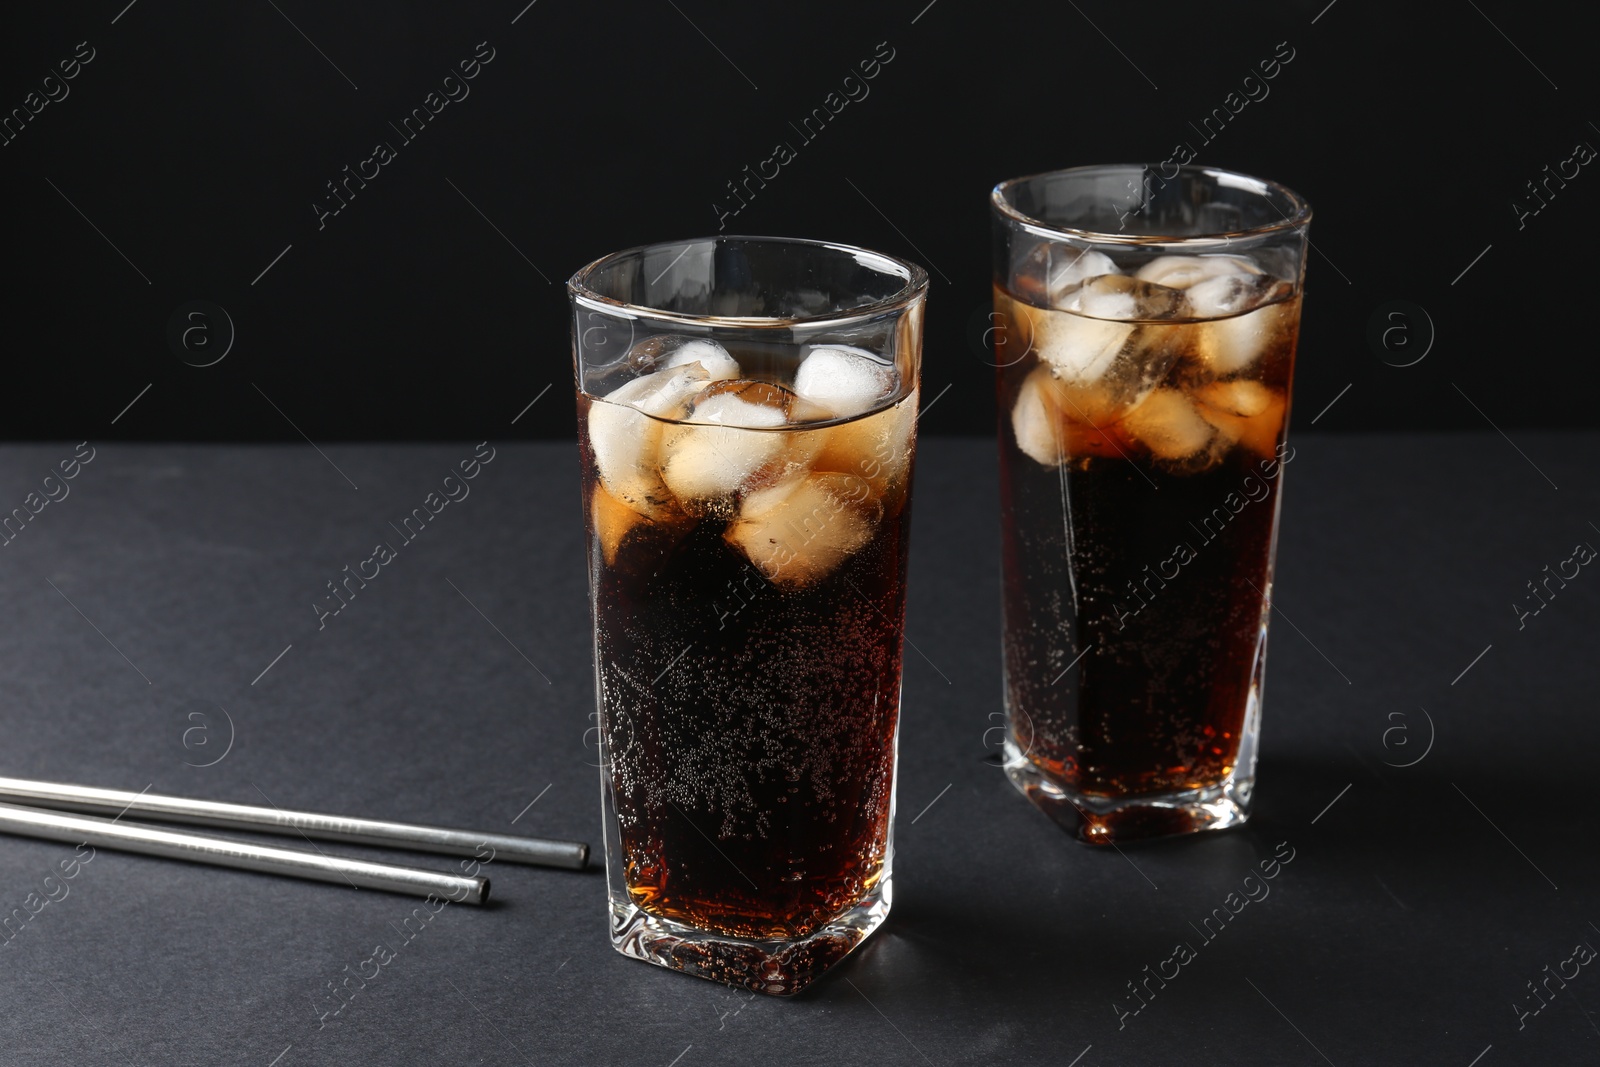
[990,165,1312,845]
[569,236,927,994]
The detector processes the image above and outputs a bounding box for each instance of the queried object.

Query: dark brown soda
[996,288,1299,801]
[579,395,913,941]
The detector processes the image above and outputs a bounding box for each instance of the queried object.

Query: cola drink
[991,165,1311,844]
[580,380,916,940]
[570,235,927,995]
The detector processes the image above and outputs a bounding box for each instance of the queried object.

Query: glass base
[1002,738,1253,845]
[608,876,891,996]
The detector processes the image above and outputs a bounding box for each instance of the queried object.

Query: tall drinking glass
[569,237,927,994]
[991,165,1311,844]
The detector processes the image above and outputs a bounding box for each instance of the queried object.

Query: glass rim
[991,164,1313,247]
[567,234,930,329]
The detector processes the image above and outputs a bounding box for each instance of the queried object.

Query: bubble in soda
[578,330,918,942]
[994,250,1301,815]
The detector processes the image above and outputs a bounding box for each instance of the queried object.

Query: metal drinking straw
[0,802,490,904]
[0,776,589,870]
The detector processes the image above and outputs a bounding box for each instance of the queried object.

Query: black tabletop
[0,433,1595,1066]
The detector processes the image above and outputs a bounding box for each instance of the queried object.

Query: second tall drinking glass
[570,236,927,994]
[991,165,1311,844]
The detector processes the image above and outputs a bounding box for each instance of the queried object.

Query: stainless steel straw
[0,802,490,904]
[0,776,588,870]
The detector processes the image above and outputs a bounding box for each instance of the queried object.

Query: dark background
[0,0,1593,441]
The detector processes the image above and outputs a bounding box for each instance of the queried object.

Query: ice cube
[1194,301,1292,375]
[1238,389,1287,457]
[662,338,740,380]
[1032,306,1134,385]
[724,472,883,589]
[1046,249,1120,305]
[1058,273,1184,321]
[1194,382,1287,457]
[1120,387,1215,461]
[1034,312,1183,431]
[1009,368,1133,466]
[808,389,918,511]
[588,364,711,519]
[792,345,896,418]
[1185,273,1279,318]
[1135,254,1260,291]
[658,380,793,505]
[590,481,649,565]
[1194,379,1273,418]
[623,335,672,371]
[1011,366,1067,466]
[1010,242,1115,307]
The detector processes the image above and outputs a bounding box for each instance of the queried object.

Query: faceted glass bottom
[1002,736,1255,845]
[608,875,891,996]
[1001,607,1267,845]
